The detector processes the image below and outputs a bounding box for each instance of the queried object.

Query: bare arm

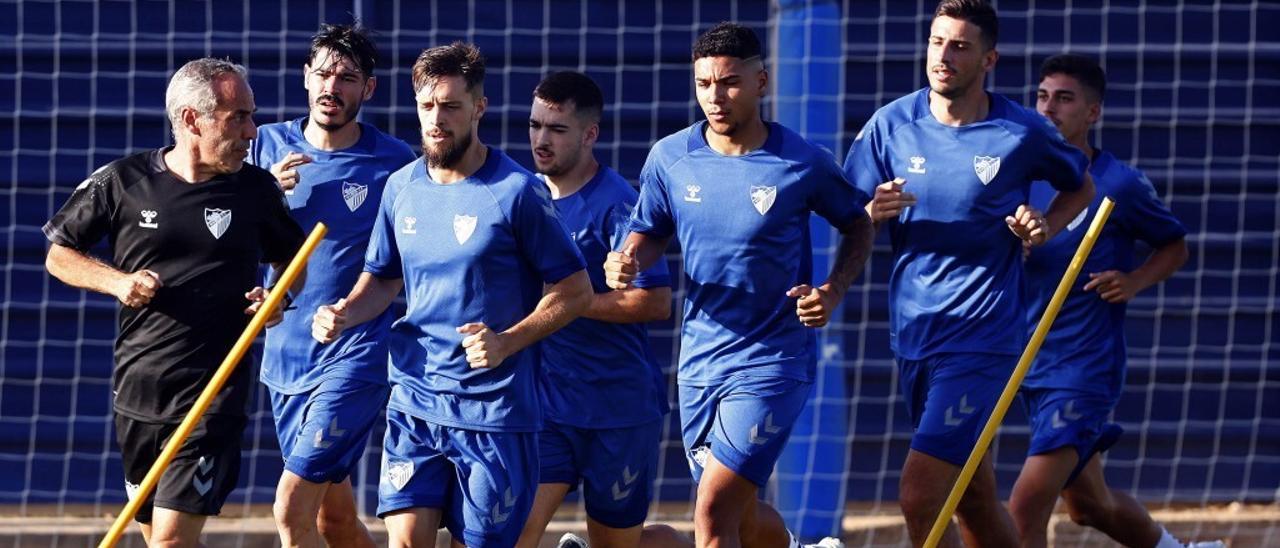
[311,272,404,343]
[1082,237,1188,303]
[1007,173,1097,246]
[603,231,672,289]
[45,243,160,308]
[459,270,593,368]
[583,285,672,323]
[1042,172,1097,241]
[789,210,876,327]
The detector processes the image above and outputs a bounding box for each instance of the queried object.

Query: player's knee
[898,476,940,520]
[316,505,360,540]
[1063,493,1109,528]
[273,497,313,534]
[693,492,744,535]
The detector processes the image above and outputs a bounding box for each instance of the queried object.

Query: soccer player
[1009,53,1201,548]
[841,1,1096,546]
[310,42,592,548]
[43,58,305,546]
[512,71,673,548]
[250,24,415,548]
[605,23,875,548]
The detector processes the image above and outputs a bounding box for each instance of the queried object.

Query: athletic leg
[316,478,375,548]
[515,483,572,548]
[146,507,208,548]
[1008,446,1077,548]
[1061,456,1163,547]
[383,507,442,548]
[273,471,327,547]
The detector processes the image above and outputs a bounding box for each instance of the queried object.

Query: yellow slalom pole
[99,222,327,548]
[923,198,1114,548]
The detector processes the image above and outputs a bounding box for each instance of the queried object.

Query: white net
[2,0,1276,545]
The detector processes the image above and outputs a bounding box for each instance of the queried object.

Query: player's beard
[312,93,361,132]
[423,129,472,169]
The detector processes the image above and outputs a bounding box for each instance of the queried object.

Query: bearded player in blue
[311,42,591,548]
[513,71,673,548]
[842,1,1096,546]
[250,24,414,548]
[1009,54,1202,548]
[606,23,874,548]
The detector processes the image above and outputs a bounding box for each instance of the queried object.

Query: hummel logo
[402,216,417,234]
[612,466,641,501]
[139,210,159,229]
[491,487,517,524]
[192,455,215,496]
[908,156,927,174]
[313,417,347,449]
[749,413,783,445]
[1051,400,1084,429]
[684,184,702,203]
[944,395,977,427]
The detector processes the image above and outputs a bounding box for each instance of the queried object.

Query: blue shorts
[898,353,1014,466]
[539,419,662,529]
[679,375,812,488]
[377,408,537,548]
[270,378,389,484]
[1021,388,1124,486]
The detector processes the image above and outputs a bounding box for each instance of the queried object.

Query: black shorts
[114,413,246,524]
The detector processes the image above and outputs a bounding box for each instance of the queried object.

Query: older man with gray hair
[44,57,305,547]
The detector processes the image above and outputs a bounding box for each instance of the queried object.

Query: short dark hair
[308,23,378,77]
[935,0,999,49]
[692,22,762,62]
[533,71,604,122]
[412,42,486,96]
[1040,53,1107,103]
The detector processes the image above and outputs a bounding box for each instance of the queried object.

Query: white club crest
[453,214,478,244]
[1067,206,1089,231]
[204,208,231,239]
[342,182,368,212]
[749,185,777,215]
[385,459,414,491]
[139,209,159,229]
[973,156,1002,185]
[402,216,417,234]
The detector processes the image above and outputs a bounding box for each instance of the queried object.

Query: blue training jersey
[1023,149,1186,399]
[364,148,587,432]
[538,167,672,429]
[251,118,416,394]
[631,121,863,385]
[843,88,1089,360]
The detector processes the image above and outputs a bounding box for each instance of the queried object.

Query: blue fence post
[772,0,847,542]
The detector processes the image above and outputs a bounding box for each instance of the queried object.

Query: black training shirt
[44,148,305,422]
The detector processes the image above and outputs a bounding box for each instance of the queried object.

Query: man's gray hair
[165,57,248,129]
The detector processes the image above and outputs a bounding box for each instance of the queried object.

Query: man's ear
[181,106,203,138]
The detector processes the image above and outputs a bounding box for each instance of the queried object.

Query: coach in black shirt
[44,57,305,546]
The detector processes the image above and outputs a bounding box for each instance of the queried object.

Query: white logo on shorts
[689,445,711,471]
[385,459,414,491]
[192,455,215,496]
[124,480,140,500]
